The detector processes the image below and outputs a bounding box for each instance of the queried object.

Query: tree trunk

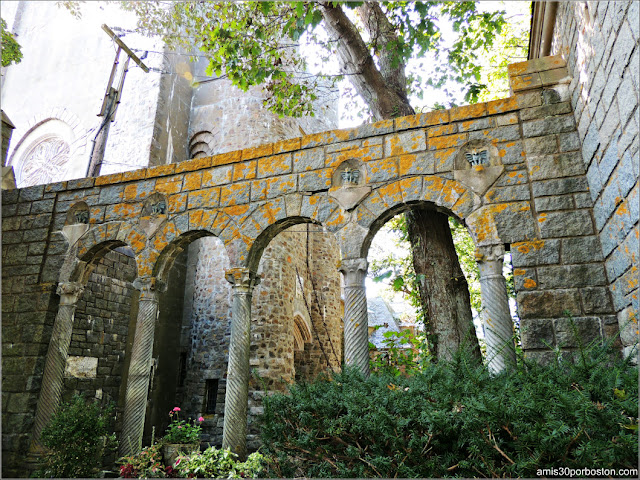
[406,208,482,361]
[321,1,481,362]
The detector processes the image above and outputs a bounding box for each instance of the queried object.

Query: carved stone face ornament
[150,200,167,215]
[341,167,360,187]
[465,149,488,167]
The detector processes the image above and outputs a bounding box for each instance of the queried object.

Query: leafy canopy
[119,1,507,118]
[1,18,22,67]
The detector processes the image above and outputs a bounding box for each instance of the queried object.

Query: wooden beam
[101,24,149,73]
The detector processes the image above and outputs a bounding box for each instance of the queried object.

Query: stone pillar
[120,277,164,457]
[476,245,516,373]
[222,267,258,460]
[339,258,370,377]
[30,282,85,451]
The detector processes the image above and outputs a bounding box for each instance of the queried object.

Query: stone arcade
[2,2,639,478]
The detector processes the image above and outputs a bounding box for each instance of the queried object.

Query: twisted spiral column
[30,282,85,452]
[339,258,370,377]
[476,245,516,374]
[222,268,258,460]
[119,277,164,457]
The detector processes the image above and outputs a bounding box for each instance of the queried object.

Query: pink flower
[178,425,182,429]
[198,417,204,422]
[173,407,181,412]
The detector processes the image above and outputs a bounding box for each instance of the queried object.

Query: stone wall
[65,249,137,415]
[549,1,638,358]
[3,53,635,476]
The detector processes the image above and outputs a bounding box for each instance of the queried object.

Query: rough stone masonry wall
[65,249,137,415]
[550,1,639,358]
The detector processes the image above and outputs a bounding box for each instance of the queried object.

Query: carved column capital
[338,258,368,288]
[56,282,85,305]
[474,244,505,264]
[225,267,260,292]
[133,277,166,301]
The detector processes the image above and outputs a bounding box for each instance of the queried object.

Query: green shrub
[172,446,265,478]
[36,395,117,478]
[260,345,638,478]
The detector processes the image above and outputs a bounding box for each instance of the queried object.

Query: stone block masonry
[2,53,633,475]
[550,1,639,359]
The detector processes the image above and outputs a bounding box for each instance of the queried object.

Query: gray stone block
[519,318,555,349]
[581,121,600,165]
[293,147,324,173]
[486,184,530,203]
[537,264,607,289]
[494,205,537,243]
[534,195,574,212]
[520,101,572,121]
[539,210,594,238]
[511,239,560,267]
[580,287,614,314]
[523,114,575,138]
[524,135,558,155]
[527,151,586,181]
[558,131,580,152]
[532,177,588,197]
[554,316,602,348]
[562,236,604,263]
[573,192,593,209]
[18,185,44,202]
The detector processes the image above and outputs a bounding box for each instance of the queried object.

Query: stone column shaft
[30,282,85,451]
[120,277,163,457]
[476,245,516,373]
[222,268,258,460]
[339,258,370,377]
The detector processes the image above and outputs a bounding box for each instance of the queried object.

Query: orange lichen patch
[422,176,446,202]
[422,110,450,126]
[211,150,242,167]
[211,212,231,233]
[257,153,291,177]
[267,175,296,194]
[450,103,487,122]
[242,143,273,160]
[537,212,547,223]
[510,73,542,92]
[513,268,526,276]
[124,229,147,254]
[121,169,147,182]
[326,145,383,167]
[188,187,220,209]
[325,210,346,229]
[513,239,545,254]
[308,195,320,206]
[259,203,283,225]
[176,156,213,173]
[468,204,508,244]
[146,164,176,179]
[368,158,398,180]
[398,177,423,202]
[183,171,202,191]
[155,176,183,195]
[398,154,417,176]
[428,124,457,138]
[251,179,268,201]
[486,97,518,115]
[95,172,122,186]
[451,190,477,218]
[615,200,629,216]
[232,161,257,182]
[168,193,187,213]
[429,133,467,151]
[273,137,301,154]
[395,114,424,130]
[111,203,138,219]
[202,166,232,186]
[220,182,249,206]
[152,222,177,252]
[439,179,467,206]
[301,128,350,149]
[523,278,537,289]
[124,182,155,202]
[90,207,105,223]
[378,182,403,207]
[434,148,456,170]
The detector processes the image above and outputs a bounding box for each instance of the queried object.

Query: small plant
[161,407,204,445]
[35,394,117,478]
[172,446,265,478]
[119,443,166,478]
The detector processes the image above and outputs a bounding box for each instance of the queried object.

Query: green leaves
[1,18,22,67]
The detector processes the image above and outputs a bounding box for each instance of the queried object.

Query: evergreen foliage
[260,346,638,478]
[36,395,117,478]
